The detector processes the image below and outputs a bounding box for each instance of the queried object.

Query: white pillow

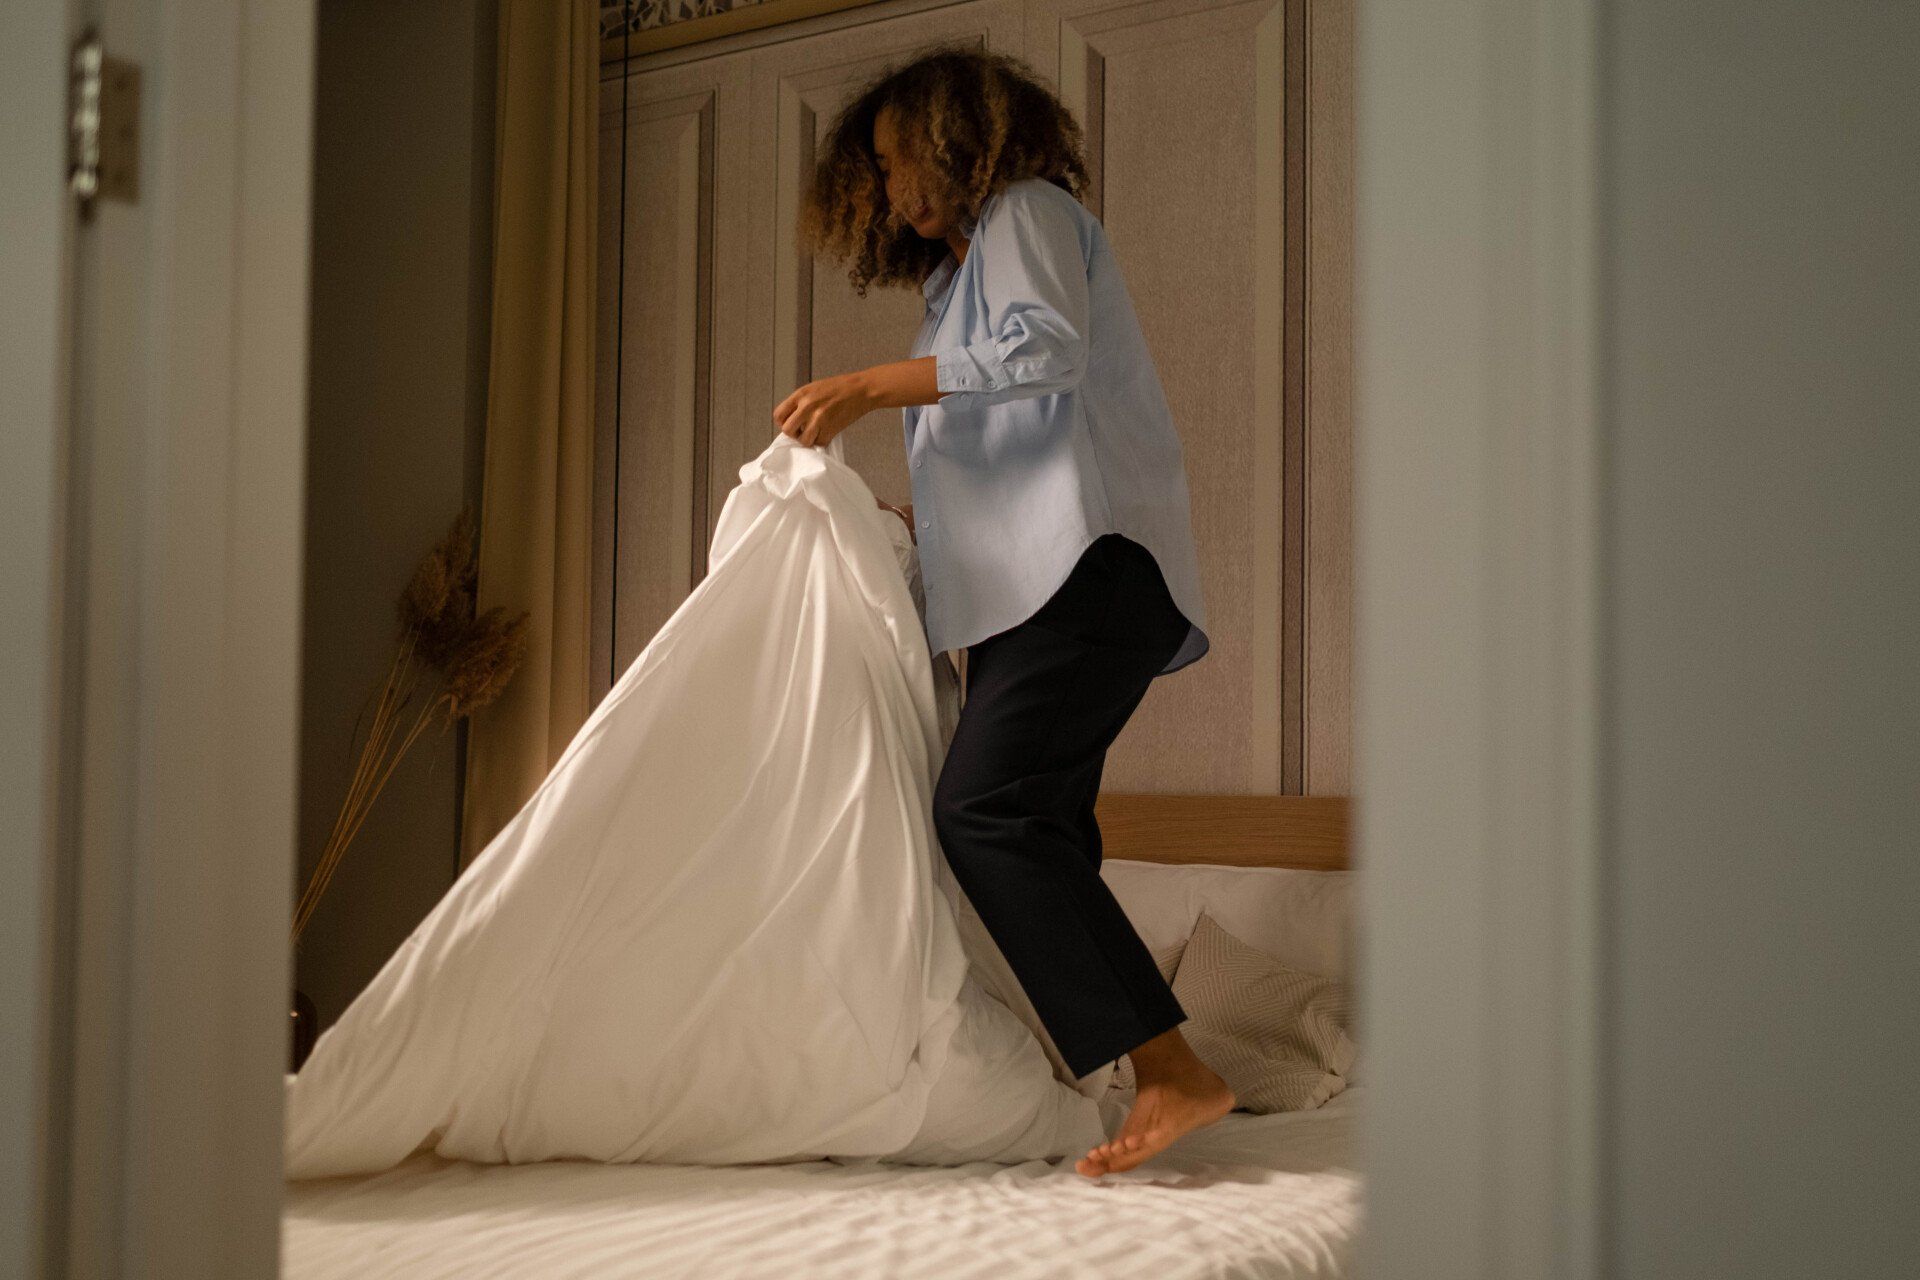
[959,861,1359,1092]
[1101,859,1361,1084]
[1099,861,1352,982]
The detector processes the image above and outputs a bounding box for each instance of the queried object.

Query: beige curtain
[460,0,599,867]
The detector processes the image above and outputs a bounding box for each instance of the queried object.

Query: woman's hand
[774,372,875,448]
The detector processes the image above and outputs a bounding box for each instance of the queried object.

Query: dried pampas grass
[293,506,530,944]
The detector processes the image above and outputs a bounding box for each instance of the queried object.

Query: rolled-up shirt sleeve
[929,183,1091,409]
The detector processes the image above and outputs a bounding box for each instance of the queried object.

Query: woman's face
[873,105,959,240]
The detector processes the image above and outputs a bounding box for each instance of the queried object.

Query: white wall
[1602,2,1920,1275]
[298,0,497,1032]
[1359,2,1918,1276]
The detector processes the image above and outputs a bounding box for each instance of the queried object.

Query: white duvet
[284,434,1111,1180]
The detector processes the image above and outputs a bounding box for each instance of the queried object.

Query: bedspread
[283,1089,1362,1279]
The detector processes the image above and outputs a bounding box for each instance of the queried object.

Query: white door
[0,3,315,1275]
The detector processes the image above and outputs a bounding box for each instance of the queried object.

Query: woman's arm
[775,184,1091,446]
[857,355,942,409]
[773,356,939,447]
[925,182,1091,409]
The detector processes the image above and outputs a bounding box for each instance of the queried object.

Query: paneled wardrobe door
[592,54,754,704]
[1025,0,1344,795]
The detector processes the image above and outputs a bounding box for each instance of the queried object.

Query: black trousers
[931,533,1194,1080]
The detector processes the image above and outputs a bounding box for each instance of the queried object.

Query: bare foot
[1075,1029,1235,1177]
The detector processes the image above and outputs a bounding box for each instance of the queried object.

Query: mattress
[282,1087,1363,1279]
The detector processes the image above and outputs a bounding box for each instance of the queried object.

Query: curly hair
[797,46,1091,299]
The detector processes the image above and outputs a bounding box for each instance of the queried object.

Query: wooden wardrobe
[592,0,1352,797]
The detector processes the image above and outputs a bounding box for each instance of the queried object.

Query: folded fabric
[1159,912,1356,1113]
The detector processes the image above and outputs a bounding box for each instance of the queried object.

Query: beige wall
[298,0,497,1032]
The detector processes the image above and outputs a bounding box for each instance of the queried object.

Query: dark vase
[290,989,318,1072]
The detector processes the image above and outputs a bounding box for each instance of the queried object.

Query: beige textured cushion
[1147,936,1187,985]
[1168,912,1356,1113]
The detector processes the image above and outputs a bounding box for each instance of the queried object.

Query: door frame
[1354,0,1605,1277]
[2,1,316,1274]
[1,0,81,1268]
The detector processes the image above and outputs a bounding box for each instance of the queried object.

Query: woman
[779,47,1235,1177]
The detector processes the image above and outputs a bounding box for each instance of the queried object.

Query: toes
[1107,1132,1161,1171]
[1085,1126,1153,1174]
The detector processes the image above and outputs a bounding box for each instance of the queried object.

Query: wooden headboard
[1094,794,1350,871]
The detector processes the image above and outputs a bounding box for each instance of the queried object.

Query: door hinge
[69,28,142,221]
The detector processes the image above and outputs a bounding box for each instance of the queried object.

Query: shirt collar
[920,198,983,305]
[920,250,958,306]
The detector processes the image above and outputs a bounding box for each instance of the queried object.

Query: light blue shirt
[902,176,1210,674]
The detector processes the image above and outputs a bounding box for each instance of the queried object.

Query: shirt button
[912,457,923,468]
[919,519,930,529]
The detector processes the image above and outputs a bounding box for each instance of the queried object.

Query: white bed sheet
[283,1088,1363,1279]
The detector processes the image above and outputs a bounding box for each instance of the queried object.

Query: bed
[283,795,1360,1279]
